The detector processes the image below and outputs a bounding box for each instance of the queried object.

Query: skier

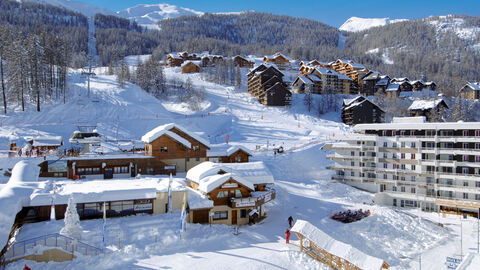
[288,216,294,228]
[24,265,31,270]
[285,229,291,244]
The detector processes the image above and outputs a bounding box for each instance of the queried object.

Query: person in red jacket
[285,229,291,244]
[24,265,31,270]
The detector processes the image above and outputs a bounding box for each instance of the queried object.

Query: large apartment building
[325,117,480,215]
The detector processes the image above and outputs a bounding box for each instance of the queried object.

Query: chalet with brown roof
[386,81,413,98]
[247,64,292,106]
[459,82,480,100]
[207,145,253,163]
[263,53,292,70]
[141,123,211,172]
[233,56,254,68]
[259,82,292,106]
[342,96,384,125]
[186,161,275,226]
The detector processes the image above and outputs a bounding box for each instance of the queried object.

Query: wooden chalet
[167,53,184,67]
[291,220,390,270]
[459,82,480,100]
[342,96,384,126]
[385,81,412,98]
[330,59,369,85]
[142,123,211,172]
[259,82,292,106]
[407,99,449,122]
[292,74,322,94]
[186,161,275,226]
[359,71,384,96]
[263,53,292,70]
[181,61,201,73]
[207,144,252,163]
[233,56,254,68]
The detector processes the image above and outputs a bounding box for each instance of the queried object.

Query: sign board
[48,160,67,172]
[134,203,153,211]
[264,193,272,203]
[234,200,256,208]
[222,183,238,189]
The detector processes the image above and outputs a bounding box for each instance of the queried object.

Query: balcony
[230,189,276,208]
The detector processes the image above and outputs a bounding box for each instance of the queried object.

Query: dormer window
[193,146,200,151]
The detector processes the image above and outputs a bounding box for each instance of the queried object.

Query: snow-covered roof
[197,173,254,194]
[343,96,365,106]
[30,178,185,207]
[141,123,210,148]
[306,74,322,82]
[118,141,145,151]
[343,96,384,112]
[408,99,447,111]
[291,220,387,270]
[187,161,274,186]
[67,154,153,161]
[27,136,63,147]
[314,67,352,81]
[181,60,201,67]
[207,144,253,157]
[168,53,182,59]
[264,52,292,61]
[0,161,41,250]
[187,187,213,210]
[463,82,480,91]
[386,83,400,91]
[376,77,390,86]
[295,75,313,85]
[392,116,426,124]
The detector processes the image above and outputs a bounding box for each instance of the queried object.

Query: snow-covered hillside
[426,15,480,50]
[116,3,204,29]
[24,0,115,17]
[339,16,408,32]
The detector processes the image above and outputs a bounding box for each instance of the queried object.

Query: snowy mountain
[24,0,115,17]
[116,3,204,29]
[339,16,407,32]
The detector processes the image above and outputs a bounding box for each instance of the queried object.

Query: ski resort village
[1,0,480,269]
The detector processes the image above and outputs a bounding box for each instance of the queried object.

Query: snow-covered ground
[0,61,466,269]
[339,17,408,32]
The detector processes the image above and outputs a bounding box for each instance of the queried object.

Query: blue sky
[81,0,480,27]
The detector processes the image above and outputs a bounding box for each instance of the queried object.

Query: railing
[2,233,102,262]
[230,189,276,208]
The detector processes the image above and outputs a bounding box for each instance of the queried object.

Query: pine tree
[60,196,82,240]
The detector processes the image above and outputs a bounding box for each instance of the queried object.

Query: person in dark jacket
[288,216,294,228]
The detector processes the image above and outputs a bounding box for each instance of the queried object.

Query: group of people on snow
[331,209,370,223]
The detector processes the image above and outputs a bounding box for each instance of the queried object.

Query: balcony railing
[230,189,276,208]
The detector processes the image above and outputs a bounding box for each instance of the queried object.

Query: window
[476,181,480,188]
[384,163,388,169]
[383,142,388,147]
[351,161,355,166]
[160,146,168,152]
[411,188,416,193]
[400,176,405,181]
[383,153,388,158]
[213,211,228,220]
[235,190,242,198]
[401,153,405,159]
[392,153,397,159]
[411,142,416,148]
[217,191,226,198]
[411,176,416,182]
[401,164,406,170]
[235,156,242,162]
[411,165,416,170]
[411,154,416,159]
[383,174,387,179]
[393,186,397,191]
[476,156,480,162]
[476,194,480,201]
[382,130,387,136]
[393,175,398,180]
[240,209,247,218]
[476,143,480,150]
[351,151,355,156]
[463,143,469,149]
[464,155,469,162]
[476,130,480,137]
[193,146,200,151]
[393,142,397,148]
[464,181,469,187]
[463,193,468,199]
[351,172,355,176]
[401,187,405,192]
[463,130,469,137]
[114,166,128,174]
[463,167,470,174]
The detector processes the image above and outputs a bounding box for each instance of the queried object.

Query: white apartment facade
[326,117,480,215]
